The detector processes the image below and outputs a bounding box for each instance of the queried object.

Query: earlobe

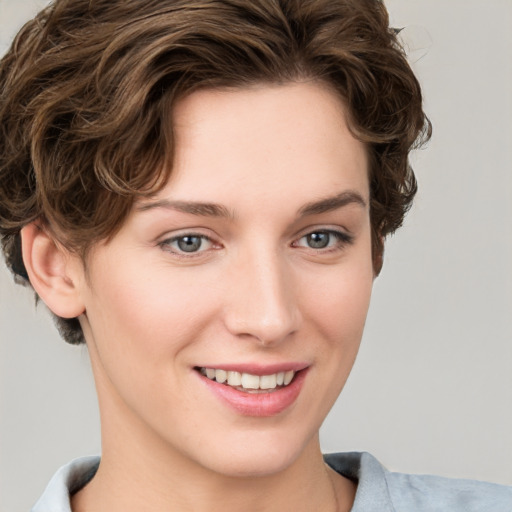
[20,223,86,319]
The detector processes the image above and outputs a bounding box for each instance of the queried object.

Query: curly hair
[0,0,431,344]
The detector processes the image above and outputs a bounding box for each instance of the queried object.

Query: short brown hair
[0,0,431,344]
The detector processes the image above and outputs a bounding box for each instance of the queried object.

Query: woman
[0,0,510,510]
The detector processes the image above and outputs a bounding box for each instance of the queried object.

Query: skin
[23,81,374,511]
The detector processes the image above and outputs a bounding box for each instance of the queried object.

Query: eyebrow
[136,190,366,219]
[297,191,367,217]
[136,199,234,219]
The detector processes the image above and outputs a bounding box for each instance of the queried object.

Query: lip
[196,362,309,375]
[196,366,309,417]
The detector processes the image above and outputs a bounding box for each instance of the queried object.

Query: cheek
[82,259,223,360]
[302,259,374,347]
[289,255,374,433]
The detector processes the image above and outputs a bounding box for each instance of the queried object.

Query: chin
[189,427,318,479]
[201,451,299,479]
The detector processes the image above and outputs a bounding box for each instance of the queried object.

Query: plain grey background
[1,0,511,510]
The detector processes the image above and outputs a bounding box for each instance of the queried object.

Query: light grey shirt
[31,452,512,511]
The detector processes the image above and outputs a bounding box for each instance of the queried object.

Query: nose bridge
[224,242,300,345]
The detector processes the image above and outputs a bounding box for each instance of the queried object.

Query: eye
[304,232,331,249]
[294,230,353,250]
[160,234,215,254]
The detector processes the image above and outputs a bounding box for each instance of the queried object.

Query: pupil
[178,236,202,252]
[307,232,329,248]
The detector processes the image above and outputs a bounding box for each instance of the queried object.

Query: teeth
[241,373,260,389]
[215,369,227,383]
[260,374,277,389]
[227,371,242,386]
[201,368,296,390]
[284,370,294,386]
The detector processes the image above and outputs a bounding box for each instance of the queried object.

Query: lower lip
[198,369,308,417]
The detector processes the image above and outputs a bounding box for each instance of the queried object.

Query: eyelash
[159,233,216,258]
[159,229,354,258]
[293,229,354,252]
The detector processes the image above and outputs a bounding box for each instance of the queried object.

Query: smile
[196,365,308,416]
[199,367,295,393]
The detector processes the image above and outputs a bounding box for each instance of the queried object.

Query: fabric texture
[31,452,512,511]
[324,452,512,511]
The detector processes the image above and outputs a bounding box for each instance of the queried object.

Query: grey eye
[305,232,331,249]
[160,233,216,256]
[176,235,204,252]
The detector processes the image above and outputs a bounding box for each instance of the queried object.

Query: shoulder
[31,456,100,512]
[385,467,512,511]
[325,452,512,512]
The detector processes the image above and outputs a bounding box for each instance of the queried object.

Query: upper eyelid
[293,225,353,240]
[158,228,217,243]
[161,233,215,246]
[164,232,211,241]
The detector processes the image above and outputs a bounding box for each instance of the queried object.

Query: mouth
[195,367,296,394]
[194,364,308,416]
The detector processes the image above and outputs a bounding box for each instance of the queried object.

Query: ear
[20,223,86,319]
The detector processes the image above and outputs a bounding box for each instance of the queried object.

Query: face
[76,82,374,477]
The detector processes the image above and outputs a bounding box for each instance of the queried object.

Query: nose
[223,249,301,346]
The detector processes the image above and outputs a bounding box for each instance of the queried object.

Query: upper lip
[194,362,309,375]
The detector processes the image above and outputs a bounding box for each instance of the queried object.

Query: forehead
[143,82,369,211]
